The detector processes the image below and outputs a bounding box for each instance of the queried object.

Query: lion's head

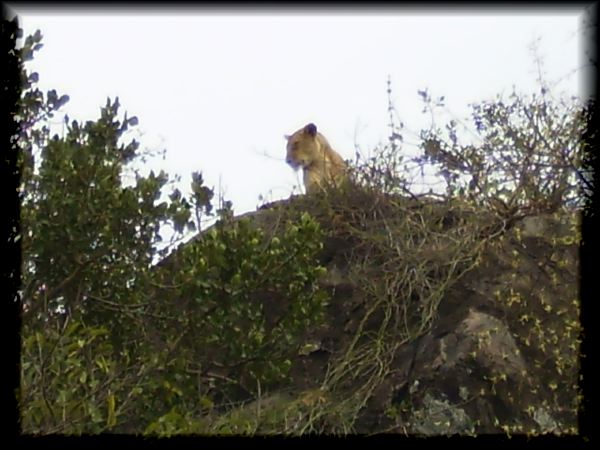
[284,123,321,170]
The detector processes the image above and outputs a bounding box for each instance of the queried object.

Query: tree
[17,26,194,433]
[18,29,329,434]
[416,87,586,219]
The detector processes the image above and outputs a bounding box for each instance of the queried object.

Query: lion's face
[285,123,320,170]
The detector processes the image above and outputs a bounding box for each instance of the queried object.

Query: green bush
[17,27,329,434]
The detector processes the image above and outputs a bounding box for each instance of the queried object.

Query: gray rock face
[299,207,580,435]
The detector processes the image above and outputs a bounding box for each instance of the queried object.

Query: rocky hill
[155,187,581,435]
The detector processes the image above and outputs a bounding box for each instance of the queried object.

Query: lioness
[285,123,347,194]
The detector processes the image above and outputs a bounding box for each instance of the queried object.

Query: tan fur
[285,123,347,194]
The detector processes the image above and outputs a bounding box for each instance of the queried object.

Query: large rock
[157,195,580,435]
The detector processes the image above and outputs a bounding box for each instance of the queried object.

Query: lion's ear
[284,134,291,140]
[304,123,317,137]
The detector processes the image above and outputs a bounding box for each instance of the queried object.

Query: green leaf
[107,394,117,427]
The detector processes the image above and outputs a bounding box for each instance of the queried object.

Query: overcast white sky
[9,6,594,240]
